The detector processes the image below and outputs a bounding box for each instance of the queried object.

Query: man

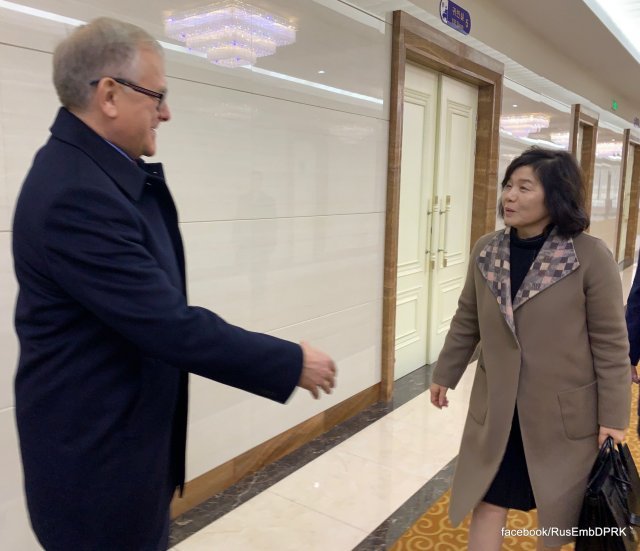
[12,17,336,551]
[626,264,640,407]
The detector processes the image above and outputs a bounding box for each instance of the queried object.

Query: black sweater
[509,228,550,302]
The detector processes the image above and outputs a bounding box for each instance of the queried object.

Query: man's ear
[96,79,119,119]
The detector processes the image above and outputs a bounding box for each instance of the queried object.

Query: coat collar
[476,227,580,335]
[49,107,164,201]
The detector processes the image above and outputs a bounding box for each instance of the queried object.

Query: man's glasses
[90,77,166,109]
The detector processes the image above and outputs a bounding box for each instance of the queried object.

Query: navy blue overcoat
[12,108,302,550]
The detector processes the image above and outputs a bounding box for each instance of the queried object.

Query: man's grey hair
[53,17,162,110]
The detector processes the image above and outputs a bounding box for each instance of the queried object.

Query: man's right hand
[298,341,337,399]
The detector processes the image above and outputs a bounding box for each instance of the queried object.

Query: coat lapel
[513,227,580,311]
[476,229,514,333]
[476,227,580,336]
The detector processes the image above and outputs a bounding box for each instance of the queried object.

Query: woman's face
[502,165,552,238]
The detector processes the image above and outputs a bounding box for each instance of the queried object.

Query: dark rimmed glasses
[90,77,167,109]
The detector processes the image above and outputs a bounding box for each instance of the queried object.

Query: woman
[430,147,631,550]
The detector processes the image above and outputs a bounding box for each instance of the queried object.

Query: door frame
[381,11,504,401]
[618,130,640,267]
[569,104,599,218]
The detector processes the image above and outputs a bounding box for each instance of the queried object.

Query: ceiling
[352,0,640,127]
[4,0,639,127]
[481,0,640,107]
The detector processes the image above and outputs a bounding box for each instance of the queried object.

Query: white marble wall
[0,0,391,545]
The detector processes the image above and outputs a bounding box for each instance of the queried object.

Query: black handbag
[618,442,640,526]
[575,437,638,551]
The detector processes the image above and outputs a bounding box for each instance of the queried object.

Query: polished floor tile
[268,447,427,533]
[337,414,462,480]
[176,364,475,549]
[176,491,366,550]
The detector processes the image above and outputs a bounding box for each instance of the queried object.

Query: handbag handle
[608,437,632,486]
[596,435,615,460]
[589,436,630,487]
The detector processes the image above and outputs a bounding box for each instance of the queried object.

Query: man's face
[114,46,170,158]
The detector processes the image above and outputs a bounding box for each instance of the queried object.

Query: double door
[394,64,478,379]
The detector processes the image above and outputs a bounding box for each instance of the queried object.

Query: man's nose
[158,100,171,122]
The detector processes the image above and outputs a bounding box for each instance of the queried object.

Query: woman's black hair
[497,147,590,237]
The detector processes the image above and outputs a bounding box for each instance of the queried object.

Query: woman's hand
[631,364,640,384]
[430,383,449,409]
[598,426,626,447]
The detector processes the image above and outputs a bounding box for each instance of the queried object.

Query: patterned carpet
[391,384,640,550]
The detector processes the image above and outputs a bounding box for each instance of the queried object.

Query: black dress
[482,228,550,511]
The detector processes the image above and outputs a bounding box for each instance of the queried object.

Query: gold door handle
[438,195,451,268]
[424,198,433,256]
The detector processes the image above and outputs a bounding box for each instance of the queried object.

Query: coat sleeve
[626,264,640,366]
[41,186,302,404]
[430,238,484,390]
[585,238,631,429]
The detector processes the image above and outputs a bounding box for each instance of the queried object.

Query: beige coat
[432,227,631,546]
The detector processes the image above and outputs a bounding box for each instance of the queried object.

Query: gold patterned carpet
[391,385,640,550]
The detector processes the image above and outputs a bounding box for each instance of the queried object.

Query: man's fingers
[298,341,337,399]
[321,372,335,393]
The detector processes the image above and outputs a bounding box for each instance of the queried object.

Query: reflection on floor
[169,263,638,551]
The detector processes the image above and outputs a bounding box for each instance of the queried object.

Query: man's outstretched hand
[297,341,337,399]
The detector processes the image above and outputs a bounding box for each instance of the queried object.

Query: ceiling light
[164,1,296,68]
[0,0,82,25]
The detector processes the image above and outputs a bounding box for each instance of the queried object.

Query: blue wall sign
[440,0,471,35]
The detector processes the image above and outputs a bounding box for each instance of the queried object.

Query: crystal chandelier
[500,114,550,138]
[164,1,296,68]
[596,141,623,158]
[550,132,570,148]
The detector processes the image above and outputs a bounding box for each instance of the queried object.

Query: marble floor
[168,263,638,551]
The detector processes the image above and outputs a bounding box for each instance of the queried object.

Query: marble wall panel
[0,234,19,410]
[157,79,388,223]
[185,300,381,479]
[0,408,43,550]
[0,46,58,231]
[180,213,385,332]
